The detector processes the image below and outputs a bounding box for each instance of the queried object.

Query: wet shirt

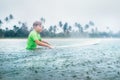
[26,30,42,50]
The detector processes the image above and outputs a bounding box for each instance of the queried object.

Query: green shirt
[26,30,42,50]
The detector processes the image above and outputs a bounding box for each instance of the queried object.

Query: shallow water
[0,38,120,80]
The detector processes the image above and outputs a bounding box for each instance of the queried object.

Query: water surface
[0,38,120,80]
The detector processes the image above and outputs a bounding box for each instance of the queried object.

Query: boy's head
[33,21,42,32]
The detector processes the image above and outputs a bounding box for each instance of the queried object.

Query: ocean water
[0,38,120,80]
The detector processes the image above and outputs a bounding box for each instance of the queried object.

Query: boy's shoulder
[29,30,36,35]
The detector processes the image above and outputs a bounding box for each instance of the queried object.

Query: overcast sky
[0,0,120,33]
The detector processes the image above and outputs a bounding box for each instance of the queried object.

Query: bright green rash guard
[26,30,42,50]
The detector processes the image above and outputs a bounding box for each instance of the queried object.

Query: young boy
[26,21,53,50]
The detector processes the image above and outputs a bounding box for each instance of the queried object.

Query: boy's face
[35,25,42,32]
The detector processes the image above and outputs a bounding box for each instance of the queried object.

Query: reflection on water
[0,38,120,80]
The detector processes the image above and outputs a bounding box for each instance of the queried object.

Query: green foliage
[0,15,120,38]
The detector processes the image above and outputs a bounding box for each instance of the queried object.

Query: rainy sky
[0,0,120,33]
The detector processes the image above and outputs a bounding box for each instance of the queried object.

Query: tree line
[0,14,120,38]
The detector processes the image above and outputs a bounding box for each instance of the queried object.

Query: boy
[26,21,52,50]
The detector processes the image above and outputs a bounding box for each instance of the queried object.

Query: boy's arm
[35,40,52,49]
[41,40,50,45]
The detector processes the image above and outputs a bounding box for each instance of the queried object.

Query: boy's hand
[48,46,54,49]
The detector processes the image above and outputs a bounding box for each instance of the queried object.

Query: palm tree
[89,21,94,26]
[17,22,29,37]
[95,27,98,33]
[53,25,57,34]
[68,26,72,31]
[9,14,14,20]
[49,26,53,33]
[4,14,14,23]
[63,22,68,33]
[0,29,4,37]
[0,20,3,28]
[0,20,2,24]
[6,27,8,31]
[18,21,22,25]
[21,23,28,30]
[74,22,83,33]
[78,24,83,33]
[84,24,89,30]
[5,17,9,22]
[91,28,94,33]
[59,21,63,28]
[106,27,112,36]
[106,27,110,33]
[66,26,72,35]
[13,25,19,32]
[0,19,3,37]
[40,17,45,24]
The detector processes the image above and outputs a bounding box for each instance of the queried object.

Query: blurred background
[0,0,120,38]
